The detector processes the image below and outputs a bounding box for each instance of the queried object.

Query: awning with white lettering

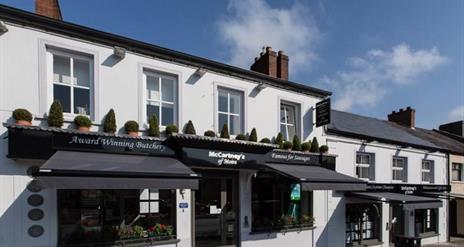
[348,192,443,210]
[263,163,367,191]
[33,151,199,189]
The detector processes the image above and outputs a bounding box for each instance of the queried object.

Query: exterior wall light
[254,82,267,92]
[0,21,8,34]
[113,46,126,59]
[194,68,206,77]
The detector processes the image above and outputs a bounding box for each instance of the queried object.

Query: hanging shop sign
[366,183,450,193]
[316,98,331,127]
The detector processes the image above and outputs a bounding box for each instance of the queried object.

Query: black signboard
[181,147,264,168]
[316,98,331,127]
[366,183,450,194]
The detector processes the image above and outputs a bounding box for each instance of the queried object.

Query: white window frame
[356,153,372,181]
[392,156,407,182]
[421,160,433,183]
[142,70,178,127]
[216,86,244,135]
[280,102,299,140]
[46,48,94,119]
[452,163,463,182]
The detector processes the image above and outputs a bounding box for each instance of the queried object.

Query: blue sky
[1,0,463,128]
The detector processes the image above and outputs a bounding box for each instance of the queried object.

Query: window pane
[287,125,296,140]
[161,103,174,126]
[230,115,241,135]
[218,90,228,112]
[218,113,228,131]
[161,78,175,102]
[422,172,430,182]
[452,170,460,181]
[285,106,296,125]
[54,84,71,113]
[229,91,242,114]
[280,124,288,140]
[73,59,90,87]
[280,107,286,123]
[74,88,90,115]
[146,101,160,122]
[146,75,160,100]
[53,55,71,84]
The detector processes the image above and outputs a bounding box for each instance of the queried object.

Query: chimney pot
[35,0,62,20]
[266,46,272,52]
[250,45,277,78]
[388,107,416,128]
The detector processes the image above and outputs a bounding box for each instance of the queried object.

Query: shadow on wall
[303,107,314,140]
[316,191,345,247]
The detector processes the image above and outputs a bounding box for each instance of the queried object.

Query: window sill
[348,239,383,247]
[250,225,316,235]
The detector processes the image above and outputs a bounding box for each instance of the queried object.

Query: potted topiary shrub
[184,120,196,135]
[103,109,116,133]
[74,115,92,132]
[292,135,302,151]
[165,124,179,136]
[148,115,160,137]
[260,137,271,143]
[12,108,33,126]
[235,134,246,140]
[320,145,329,154]
[301,142,311,153]
[282,141,293,151]
[249,128,258,142]
[204,130,216,137]
[275,132,284,149]
[220,124,230,139]
[48,100,64,128]
[124,120,139,137]
[310,137,320,153]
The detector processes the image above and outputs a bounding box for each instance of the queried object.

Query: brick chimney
[250,46,278,78]
[277,50,289,81]
[35,0,62,20]
[439,121,464,137]
[388,107,416,128]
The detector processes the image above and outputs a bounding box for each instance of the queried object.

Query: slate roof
[404,128,464,155]
[327,110,440,150]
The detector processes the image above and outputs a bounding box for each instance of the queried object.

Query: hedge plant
[282,141,293,150]
[320,145,329,154]
[103,109,116,133]
[124,120,139,132]
[204,130,216,137]
[235,134,247,140]
[275,132,284,148]
[165,124,179,135]
[301,142,311,152]
[220,124,230,139]
[260,138,271,143]
[292,135,302,151]
[148,115,160,137]
[12,108,33,122]
[310,137,320,153]
[48,100,63,127]
[184,120,196,135]
[74,115,92,127]
[249,128,258,142]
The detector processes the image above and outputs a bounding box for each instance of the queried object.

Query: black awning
[349,192,443,210]
[264,163,367,191]
[35,151,199,189]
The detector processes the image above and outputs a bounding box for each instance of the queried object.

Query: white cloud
[217,0,320,74]
[449,105,464,121]
[320,43,447,111]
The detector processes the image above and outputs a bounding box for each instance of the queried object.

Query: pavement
[423,238,464,247]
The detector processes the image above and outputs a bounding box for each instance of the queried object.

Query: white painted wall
[0,21,326,247]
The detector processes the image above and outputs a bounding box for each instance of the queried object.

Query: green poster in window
[290,183,301,201]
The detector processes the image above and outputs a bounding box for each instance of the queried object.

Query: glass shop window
[346,204,381,245]
[57,189,176,246]
[251,172,313,232]
[415,209,438,236]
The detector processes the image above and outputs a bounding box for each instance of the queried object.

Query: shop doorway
[389,205,404,244]
[193,171,238,247]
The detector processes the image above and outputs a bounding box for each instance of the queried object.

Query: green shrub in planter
[74,115,92,128]
[282,141,293,150]
[148,115,160,137]
[235,134,246,140]
[124,120,139,132]
[48,100,63,127]
[301,142,311,152]
[220,124,230,139]
[103,109,117,133]
[249,128,258,142]
[204,130,216,137]
[292,135,302,151]
[310,137,320,153]
[275,132,284,148]
[12,108,33,122]
[184,120,196,135]
[165,124,179,135]
[320,145,329,154]
[260,137,271,143]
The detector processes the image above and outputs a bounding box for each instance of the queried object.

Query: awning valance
[34,151,199,189]
[349,192,443,210]
[264,163,367,191]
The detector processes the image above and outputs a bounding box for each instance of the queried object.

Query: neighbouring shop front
[346,183,449,247]
[6,124,367,247]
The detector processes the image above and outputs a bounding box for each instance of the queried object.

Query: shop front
[346,183,449,247]
[6,124,367,247]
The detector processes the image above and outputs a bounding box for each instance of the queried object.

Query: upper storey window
[280,103,298,140]
[217,87,244,135]
[144,71,177,126]
[50,50,93,116]
[392,156,408,182]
